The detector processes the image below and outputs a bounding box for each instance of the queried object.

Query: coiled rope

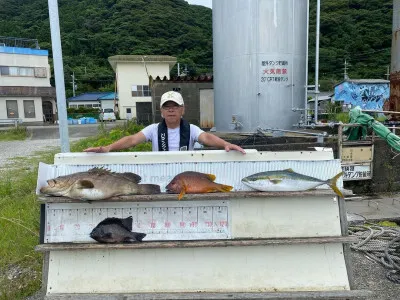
[349,224,400,284]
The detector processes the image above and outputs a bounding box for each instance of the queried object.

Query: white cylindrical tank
[213,0,309,132]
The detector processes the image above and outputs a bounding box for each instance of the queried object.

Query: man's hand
[83,146,110,153]
[224,143,246,154]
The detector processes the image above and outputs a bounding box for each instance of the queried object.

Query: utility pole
[343,59,350,80]
[71,72,76,97]
[177,63,180,76]
[48,0,69,152]
[185,64,188,76]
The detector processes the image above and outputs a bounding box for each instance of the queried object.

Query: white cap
[160,91,184,108]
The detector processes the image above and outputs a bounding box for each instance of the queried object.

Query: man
[84,91,246,154]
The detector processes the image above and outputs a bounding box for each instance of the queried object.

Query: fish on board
[166,171,233,200]
[40,167,161,200]
[241,168,344,198]
[90,216,146,243]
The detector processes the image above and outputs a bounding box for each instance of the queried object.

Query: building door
[136,102,152,125]
[42,101,53,123]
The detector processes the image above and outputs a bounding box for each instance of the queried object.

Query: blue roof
[98,92,118,100]
[0,46,48,56]
[67,92,112,102]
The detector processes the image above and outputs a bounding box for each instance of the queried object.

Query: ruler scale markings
[45,201,230,242]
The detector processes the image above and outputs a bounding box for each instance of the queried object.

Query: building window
[131,85,151,97]
[6,100,19,118]
[34,67,47,78]
[23,100,36,118]
[0,66,35,77]
[69,104,78,108]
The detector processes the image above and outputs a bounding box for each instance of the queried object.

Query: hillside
[0,0,393,94]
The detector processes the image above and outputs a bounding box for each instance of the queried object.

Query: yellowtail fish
[241,169,344,197]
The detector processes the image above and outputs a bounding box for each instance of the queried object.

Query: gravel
[0,138,82,169]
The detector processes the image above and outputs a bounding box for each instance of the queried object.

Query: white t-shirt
[141,123,204,151]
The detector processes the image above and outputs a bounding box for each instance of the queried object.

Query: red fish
[166,171,233,200]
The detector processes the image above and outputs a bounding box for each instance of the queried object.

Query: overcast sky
[186,0,212,9]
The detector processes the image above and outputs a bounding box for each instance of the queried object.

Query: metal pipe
[314,0,321,124]
[304,0,310,124]
[259,127,327,137]
[362,109,400,115]
[48,0,70,152]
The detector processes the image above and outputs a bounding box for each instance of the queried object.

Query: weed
[0,127,28,141]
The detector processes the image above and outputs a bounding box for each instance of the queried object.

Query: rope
[349,224,400,284]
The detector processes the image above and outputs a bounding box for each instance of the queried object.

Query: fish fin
[137,184,161,195]
[121,172,141,183]
[76,180,94,189]
[121,216,133,231]
[96,217,132,230]
[133,232,147,242]
[270,179,282,184]
[178,184,187,200]
[285,168,295,172]
[327,172,344,198]
[178,190,186,200]
[205,173,216,181]
[216,184,233,192]
[88,167,111,175]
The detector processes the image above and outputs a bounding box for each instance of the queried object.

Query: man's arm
[83,132,147,153]
[198,132,246,154]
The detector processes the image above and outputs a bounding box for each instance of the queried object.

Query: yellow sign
[341,146,372,162]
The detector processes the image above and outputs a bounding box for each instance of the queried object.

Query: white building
[108,55,176,120]
[0,38,56,123]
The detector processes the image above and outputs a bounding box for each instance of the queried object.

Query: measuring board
[44,200,230,243]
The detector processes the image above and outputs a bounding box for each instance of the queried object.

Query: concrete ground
[346,195,400,300]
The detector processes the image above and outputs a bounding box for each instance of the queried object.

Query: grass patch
[0,149,56,299]
[71,120,152,152]
[0,127,28,141]
[0,120,150,298]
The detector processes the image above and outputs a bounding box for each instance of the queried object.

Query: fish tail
[218,184,233,192]
[137,184,161,195]
[327,172,344,198]
[133,232,146,242]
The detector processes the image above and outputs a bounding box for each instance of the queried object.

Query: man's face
[161,101,184,123]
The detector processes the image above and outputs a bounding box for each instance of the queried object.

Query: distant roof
[0,46,48,56]
[335,79,389,87]
[98,92,118,100]
[150,75,213,82]
[67,92,112,102]
[108,55,177,71]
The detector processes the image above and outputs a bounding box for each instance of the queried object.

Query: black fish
[90,216,146,243]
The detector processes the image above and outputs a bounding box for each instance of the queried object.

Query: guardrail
[0,118,23,128]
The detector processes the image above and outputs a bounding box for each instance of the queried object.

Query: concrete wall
[151,81,214,128]
[0,52,51,87]
[116,63,170,119]
[0,96,45,122]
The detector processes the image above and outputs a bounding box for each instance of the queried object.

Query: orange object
[166,171,233,200]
